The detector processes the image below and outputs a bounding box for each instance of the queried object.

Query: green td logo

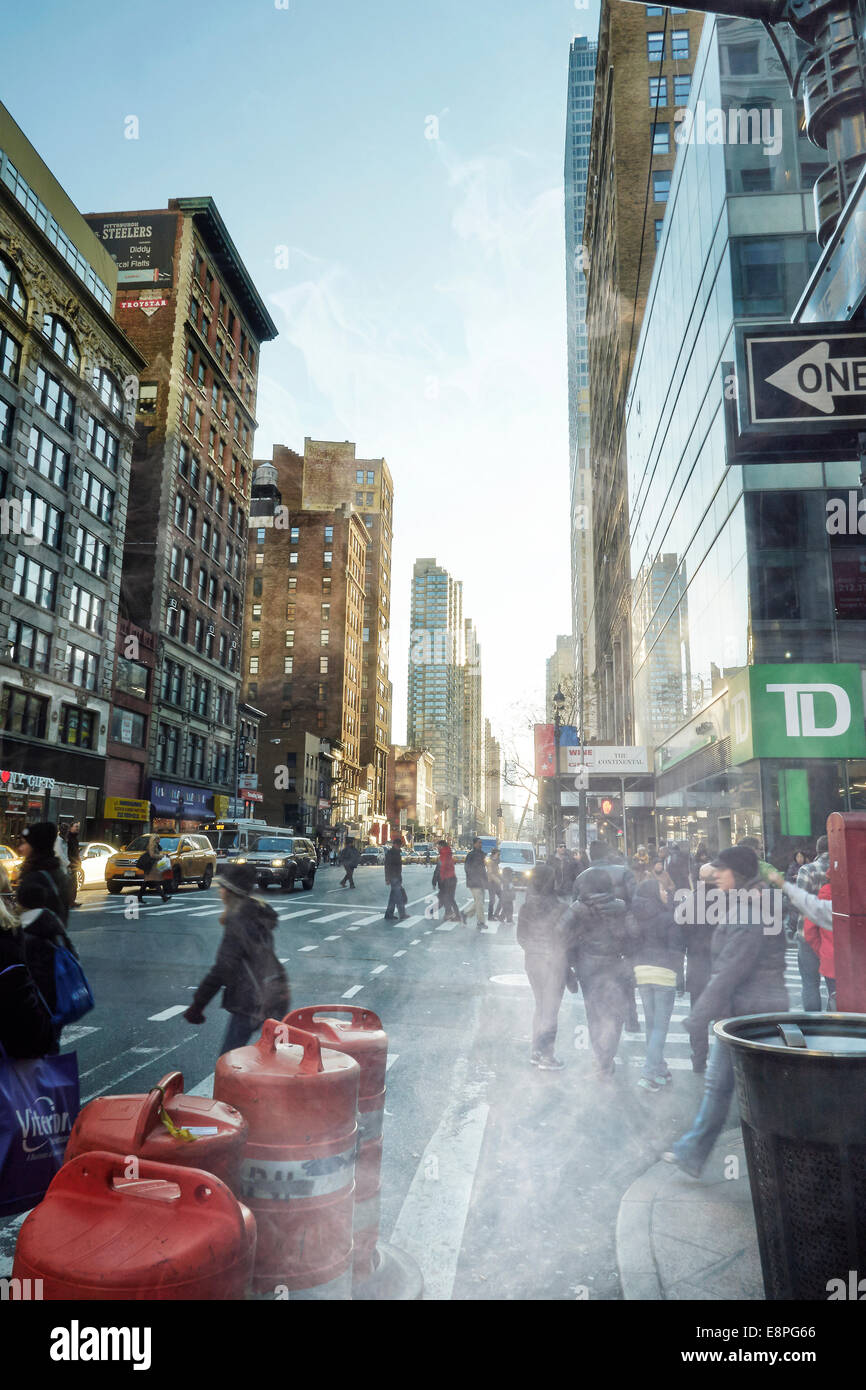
[729,664,866,764]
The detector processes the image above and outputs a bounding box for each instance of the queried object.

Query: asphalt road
[0,866,804,1299]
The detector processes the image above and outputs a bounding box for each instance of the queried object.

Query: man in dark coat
[517,864,571,1069]
[463,839,489,930]
[184,862,289,1056]
[553,844,578,898]
[16,822,71,927]
[384,836,408,921]
[338,838,361,889]
[17,876,79,1049]
[562,867,641,1081]
[586,839,636,905]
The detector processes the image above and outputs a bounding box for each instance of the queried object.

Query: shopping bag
[0,1047,80,1216]
[50,943,94,1028]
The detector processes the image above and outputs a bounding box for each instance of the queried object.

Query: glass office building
[626,15,866,855]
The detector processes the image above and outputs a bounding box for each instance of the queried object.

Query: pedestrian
[664,846,788,1178]
[630,845,651,885]
[553,843,578,898]
[562,867,641,1083]
[584,839,636,904]
[499,868,516,925]
[0,866,55,1060]
[487,849,503,920]
[183,862,290,1056]
[572,849,589,877]
[16,823,72,928]
[792,836,829,1012]
[383,835,408,921]
[65,822,82,909]
[782,848,809,941]
[630,877,685,1092]
[136,833,170,905]
[775,870,835,1010]
[463,837,489,931]
[691,842,711,885]
[674,864,715,1073]
[338,838,360,889]
[432,841,460,921]
[517,864,571,1070]
[16,877,80,1050]
[664,840,692,893]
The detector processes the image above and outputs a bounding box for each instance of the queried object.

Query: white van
[497,841,537,887]
[203,820,272,861]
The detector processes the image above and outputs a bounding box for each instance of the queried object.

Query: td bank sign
[729,664,866,764]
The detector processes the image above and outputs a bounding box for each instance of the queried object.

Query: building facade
[386,745,435,840]
[626,14,863,854]
[0,102,146,840]
[83,196,277,832]
[585,2,704,743]
[484,718,502,832]
[407,557,466,831]
[462,618,485,826]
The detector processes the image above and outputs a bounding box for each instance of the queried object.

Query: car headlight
[236,857,247,864]
[271,858,286,867]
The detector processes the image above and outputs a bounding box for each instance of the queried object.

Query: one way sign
[739,325,866,431]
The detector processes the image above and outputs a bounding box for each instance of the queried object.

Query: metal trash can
[715,1012,866,1300]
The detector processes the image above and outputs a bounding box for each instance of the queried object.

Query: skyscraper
[407,558,465,830]
[462,618,485,828]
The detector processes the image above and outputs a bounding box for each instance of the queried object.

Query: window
[75,526,108,578]
[109,707,145,747]
[256,527,266,545]
[652,170,671,202]
[35,366,74,429]
[0,255,26,314]
[66,644,98,691]
[208,574,218,609]
[194,615,204,652]
[288,526,299,543]
[13,553,56,609]
[80,470,114,523]
[356,470,364,484]
[647,31,664,61]
[649,77,667,105]
[69,583,103,635]
[319,656,328,674]
[189,672,210,717]
[3,689,48,738]
[0,397,12,448]
[115,657,149,700]
[186,502,197,538]
[197,359,206,389]
[87,417,119,470]
[189,456,200,492]
[19,488,62,549]
[157,723,179,774]
[198,566,208,602]
[8,619,50,672]
[161,659,184,705]
[215,483,224,515]
[202,519,211,554]
[93,368,123,417]
[249,656,259,674]
[322,576,331,595]
[671,29,689,60]
[652,123,670,153]
[186,733,207,781]
[27,428,69,488]
[185,345,195,378]
[221,585,230,618]
[182,553,193,589]
[58,704,98,749]
[655,218,665,246]
[288,576,297,593]
[728,40,759,74]
[323,551,332,567]
[250,629,261,647]
[741,166,773,193]
[253,577,263,597]
[324,525,333,542]
[178,605,189,644]
[288,551,298,566]
[320,629,329,647]
[321,603,330,621]
[255,552,264,568]
[674,74,691,105]
[213,745,229,785]
[42,315,79,369]
[284,656,293,675]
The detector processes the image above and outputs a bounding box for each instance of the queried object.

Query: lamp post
[552,684,565,853]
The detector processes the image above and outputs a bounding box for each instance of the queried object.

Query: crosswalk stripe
[317,910,360,922]
[342,984,364,999]
[352,915,384,925]
[62,1024,100,1045]
[393,915,422,930]
[148,1005,188,1021]
[298,945,318,952]
[277,908,319,920]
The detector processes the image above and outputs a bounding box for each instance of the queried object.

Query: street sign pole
[579,633,587,853]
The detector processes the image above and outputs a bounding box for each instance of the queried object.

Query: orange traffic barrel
[12,1150,256,1300]
[285,1006,387,1279]
[65,1071,248,1195]
[214,1019,360,1299]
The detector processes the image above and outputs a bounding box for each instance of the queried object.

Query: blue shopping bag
[50,943,94,1028]
[0,1046,80,1216]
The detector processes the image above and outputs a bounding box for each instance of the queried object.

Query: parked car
[235,835,318,892]
[402,850,422,865]
[0,844,22,886]
[359,847,384,865]
[76,842,116,891]
[105,834,216,894]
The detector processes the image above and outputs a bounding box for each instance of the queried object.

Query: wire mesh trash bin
[715,1012,866,1300]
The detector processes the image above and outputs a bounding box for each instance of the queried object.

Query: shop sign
[729,664,866,765]
[0,770,56,792]
[567,746,650,774]
[241,790,263,802]
[104,797,150,821]
[238,774,258,790]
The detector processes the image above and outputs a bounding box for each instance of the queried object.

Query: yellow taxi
[0,844,22,887]
[105,834,216,895]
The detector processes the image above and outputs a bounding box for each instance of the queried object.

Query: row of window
[647,30,690,62]
[2,687,105,745]
[164,599,239,672]
[169,543,241,610]
[160,660,233,722]
[4,614,101,688]
[192,249,257,374]
[649,75,691,106]
[156,719,232,782]
[0,336,122,470]
[0,156,113,310]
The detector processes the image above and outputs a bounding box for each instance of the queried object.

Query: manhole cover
[489,973,531,987]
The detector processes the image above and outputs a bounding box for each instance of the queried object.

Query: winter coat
[66,831,81,868]
[487,856,502,891]
[384,846,403,885]
[562,892,641,979]
[435,847,456,883]
[792,851,830,940]
[464,848,488,889]
[192,896,289,1020]
[674,888,715,959]
[339,845,361,869]
[517,891,571,957]
[20,907,77,1013]
[17,855,71,927]
[804,883,835,980]
[664,847,692,892]
[574,860,636,906]
[554,854,578,896]
[686,877,788,1033]
[631,886,685,979]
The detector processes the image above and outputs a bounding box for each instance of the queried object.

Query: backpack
[49,943,94,1028]
[136,850,156,874]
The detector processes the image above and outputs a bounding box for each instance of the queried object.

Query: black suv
[236,835,318,892]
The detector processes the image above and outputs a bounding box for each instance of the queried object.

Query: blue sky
[4,0,601,787]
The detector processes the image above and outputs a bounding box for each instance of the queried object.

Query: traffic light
[588,796,622,821]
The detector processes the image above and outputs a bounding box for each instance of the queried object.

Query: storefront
[147,780,215,832]
[102,796,151,849]
[0,740,105,843]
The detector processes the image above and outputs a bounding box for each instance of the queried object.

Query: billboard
[85,213,176,287]
[534,724,579,777]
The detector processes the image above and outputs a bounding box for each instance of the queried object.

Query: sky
[3,0,602,793]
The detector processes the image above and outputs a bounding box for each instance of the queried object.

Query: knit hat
[214,861,259,897]
[711,845,759,882]
[21,822,58,856]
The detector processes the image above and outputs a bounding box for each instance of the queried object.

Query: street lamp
[552,684,566,852]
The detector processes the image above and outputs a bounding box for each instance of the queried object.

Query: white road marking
[62,1024,100,1044]
[410,938,422,945]
[342,984,364,999]
[317,910,360,922]
[82,1039,190,1104]
[346,925,361,932]
[436,923,457,932]
[385,1053,399,1071]
[627,1056,693,1071]
[279,957,290,963]
[394,915,422,930]
[183,907,223,917]
[352,914,384,925]
[393,950,406,957]
[324,935,341,941]
[298,945,319,952]
[148,1005,188,1021]
[370,964,387,975]
[278,908,320,920]
[187,1073,215,1098]
[390,1055,489,1302]
[129,1046,163,1054]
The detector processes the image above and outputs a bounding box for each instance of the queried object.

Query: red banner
[534,724,556,778]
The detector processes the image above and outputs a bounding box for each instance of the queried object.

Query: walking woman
[17,823,72,928]
[563,868,640,1082]
[630,877,684,1092]
[184,862,290,1056]
[517,864,570,1070]
[432,842,461,921]
[0,865,54,1059]
[136,833,170,905]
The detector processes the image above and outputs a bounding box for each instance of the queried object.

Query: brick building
[386,745,435,840]
[0,101,145,839]
[102,617,155,841]
[245,456,368,835]
[585,3,704,742]
[83,197,277,830]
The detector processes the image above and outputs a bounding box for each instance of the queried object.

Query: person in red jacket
[804,882,835,1010]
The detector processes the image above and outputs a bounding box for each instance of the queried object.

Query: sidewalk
[616,1129,765,1300]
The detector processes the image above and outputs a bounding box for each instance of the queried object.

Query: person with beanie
[16,876,79,1049]
[184,861,290,1056]
[384,835,408,921]
[562,867,641,1082]
[664,845,787,1178]
[17,822,72,927]
[517,864,571,1070]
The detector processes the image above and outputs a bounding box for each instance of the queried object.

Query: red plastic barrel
[12,1150,255,1300]
[214,1019,360,1299]
[65,1071,248,1195]
[285,1006,387,1279]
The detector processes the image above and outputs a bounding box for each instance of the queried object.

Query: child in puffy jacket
[803,882,835,1010]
